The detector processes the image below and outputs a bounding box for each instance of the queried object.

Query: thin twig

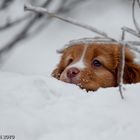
[126,43,140,53]
[0,0,76,56]
[0,14,31,31]
[118,31,126,99]
[137,0,140,7]
[24,4,114,40]
[132,0,140,33]
[29,0,68,38]
[24,4,140,49]
[0,0,53,56]
[0,0,14,10]
[0,17,37,55]
[127,41,140,46]
[121,26,140,38]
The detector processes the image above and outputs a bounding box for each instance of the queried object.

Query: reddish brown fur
[52,43,140,91]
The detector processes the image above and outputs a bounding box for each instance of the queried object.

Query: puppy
[52,41,140,91]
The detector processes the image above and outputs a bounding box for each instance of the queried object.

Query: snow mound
[0,72,140,140]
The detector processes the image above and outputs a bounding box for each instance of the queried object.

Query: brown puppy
[52,42,140,91]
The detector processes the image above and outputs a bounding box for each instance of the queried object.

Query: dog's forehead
[57,37,121,54]
[66,44,87,69]
[66,44,84,51]
[65,43,117,55]
[63,44,85,58]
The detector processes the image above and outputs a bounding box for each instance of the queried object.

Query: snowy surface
[0,0,140,140]
[0,72,140,140]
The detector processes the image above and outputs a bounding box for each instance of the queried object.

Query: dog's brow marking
[68,45,88,69]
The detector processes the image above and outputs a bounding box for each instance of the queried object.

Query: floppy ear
[51,50,67,79]
[116,47,140,84]
[52,46,75,79]
[51,60,65,80]
[123,62,140,83]
[123,49,140,84]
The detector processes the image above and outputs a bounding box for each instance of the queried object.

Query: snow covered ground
[0,0,140,140]
[0,72,140,140]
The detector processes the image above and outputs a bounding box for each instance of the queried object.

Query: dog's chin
[59,72,101,91]
[77,80,100,92]
[60,72,80,84]
[59,76,97,92]
[60,77,80,85]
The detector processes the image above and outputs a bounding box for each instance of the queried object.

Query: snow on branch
[24,3,140,47]
[24,4,112,40]
[122,0,140,37]
[118,31,126,99]
[121,26,140,38]
[132,0,140,33]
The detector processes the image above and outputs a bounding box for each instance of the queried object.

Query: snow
[0,0,140,140]
[0,71,140,140]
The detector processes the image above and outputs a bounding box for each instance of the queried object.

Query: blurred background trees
[0,0,139,74]
[0,0,88,59]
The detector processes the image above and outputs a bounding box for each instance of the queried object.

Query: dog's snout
[67,67,80,79]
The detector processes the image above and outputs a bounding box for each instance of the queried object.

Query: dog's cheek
[78,70,98,91]
[95,70,116,87]
[79,69,116,90]
[123,63,140,83]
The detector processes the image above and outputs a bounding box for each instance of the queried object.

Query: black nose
[67,67,80,79]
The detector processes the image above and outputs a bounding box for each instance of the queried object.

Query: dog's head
[52,42,140,91]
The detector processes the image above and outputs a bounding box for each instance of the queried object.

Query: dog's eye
[68,58,73,65]
[92,59,102,67]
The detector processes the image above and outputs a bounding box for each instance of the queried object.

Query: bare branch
[126,43,140,53]
[120,21,139,99]
[132,0,140,33]
[121,26,140,38]
[127,41,140,46]
[0,0,14,10]
[0,14,31,31]
[137,0,140,7]
[29,0,68,38]
[0,17,36,56]
[24,4,113,40]
[24,4,140,50]
[118,31,125,99]
[0,0,53,56]
[0,0,78,57]
[24,4,140,49]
